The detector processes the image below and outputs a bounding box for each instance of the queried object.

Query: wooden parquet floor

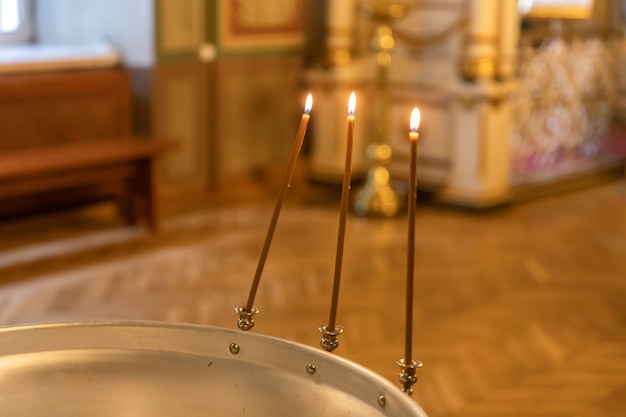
[0,173,625,417]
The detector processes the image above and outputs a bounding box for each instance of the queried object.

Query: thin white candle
[245,93,312,312]
[328,91,356,330]
[405,107,420,362]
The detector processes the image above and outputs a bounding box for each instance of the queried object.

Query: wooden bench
[0,68,175,229]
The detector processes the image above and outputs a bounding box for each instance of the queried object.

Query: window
[0,0,33,44]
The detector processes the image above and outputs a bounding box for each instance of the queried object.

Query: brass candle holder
[396,358,423,396]
[318,325,345,352]
[351,0,411,217]
[235,306,259,331]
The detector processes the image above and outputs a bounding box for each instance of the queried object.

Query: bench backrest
[0,68,132,151]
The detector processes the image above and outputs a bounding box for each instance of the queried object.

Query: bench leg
[115,159,161,231]
[117,184,138,226]
[136,158,161,231]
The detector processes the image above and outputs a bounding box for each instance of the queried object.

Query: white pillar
[441,85,514,208]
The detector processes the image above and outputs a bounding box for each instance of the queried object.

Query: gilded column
[462,0,498,80]
[496,0,520,81]
[327,0,356,65]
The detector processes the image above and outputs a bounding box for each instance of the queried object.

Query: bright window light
[0,0,20,32]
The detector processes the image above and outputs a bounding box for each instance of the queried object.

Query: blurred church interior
[0,1,625,416]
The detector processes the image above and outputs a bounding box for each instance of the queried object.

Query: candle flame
[410,107,420,132]
[304,93,312,115]
[348,92,356,116]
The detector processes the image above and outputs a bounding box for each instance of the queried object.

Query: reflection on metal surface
[306,362,317,375]
[229,342,240,354]
[0,321,428,416]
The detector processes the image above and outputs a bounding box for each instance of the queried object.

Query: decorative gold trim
[524,1,595,19]
[218,0,306,51]
[461,56,496,81]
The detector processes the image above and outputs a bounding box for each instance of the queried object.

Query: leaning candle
[327,91,356,331]
[244,93,313,313]
[405,107,420,362]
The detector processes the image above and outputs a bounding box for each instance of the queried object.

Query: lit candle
[405,107,420,362]
[327,91,356,330]
[245,93,313,312]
